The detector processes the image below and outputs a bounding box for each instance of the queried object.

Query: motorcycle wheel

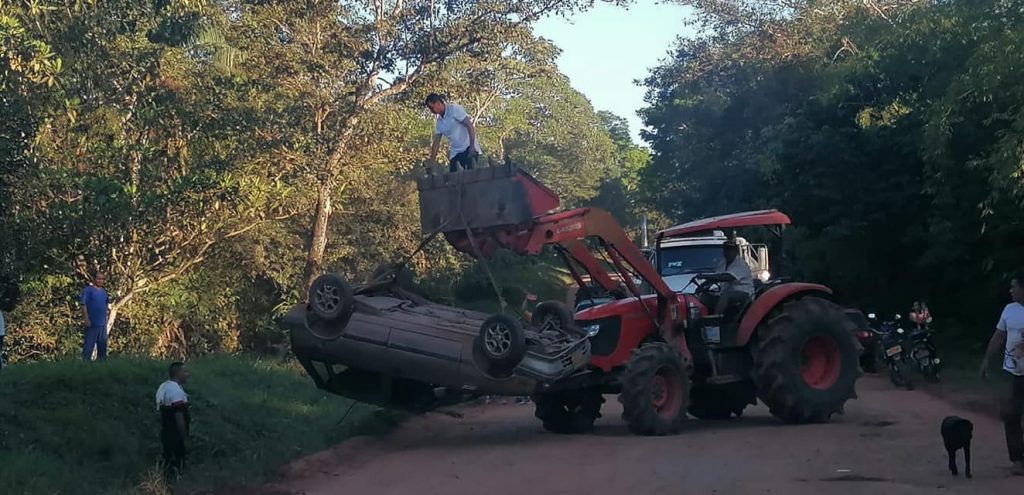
[889,360,913,390]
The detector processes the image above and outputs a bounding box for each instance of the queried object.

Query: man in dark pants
[981,272,1024,475]
[425,93,482,172]
[155,362,190,479]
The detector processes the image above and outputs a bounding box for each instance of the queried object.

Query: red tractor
[288,165,861,436]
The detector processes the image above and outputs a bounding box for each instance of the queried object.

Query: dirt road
[256,377,1019,495]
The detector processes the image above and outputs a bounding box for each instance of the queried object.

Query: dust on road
[253,377,1020,495]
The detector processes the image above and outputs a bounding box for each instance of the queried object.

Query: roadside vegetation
[0,356,399,495]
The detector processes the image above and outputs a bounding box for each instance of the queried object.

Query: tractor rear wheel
[687,382,754,420]
[618,342,689,435]
[533,390,604,434]
[754,297,861,424]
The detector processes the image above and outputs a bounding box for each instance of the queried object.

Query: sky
[534,2,696,145]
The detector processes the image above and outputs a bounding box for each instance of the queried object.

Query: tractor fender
[735,283,833,347]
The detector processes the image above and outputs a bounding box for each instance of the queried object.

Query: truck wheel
[687,382,753,420]
[618,342,689,435]
[533,390,604,434]
[754,297,861,424]
[472,314,527,378]
[308,273,355,328]
[531,301,584,337]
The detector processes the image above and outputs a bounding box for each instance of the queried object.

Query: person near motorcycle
[910,301,933,329]
[698,239,754,317]
[980,272,1024,475]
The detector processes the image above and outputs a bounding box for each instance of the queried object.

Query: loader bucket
[416,164,560,235]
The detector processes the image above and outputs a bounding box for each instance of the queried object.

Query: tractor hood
[574,293,674,322]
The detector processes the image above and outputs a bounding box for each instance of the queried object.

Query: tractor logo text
[555,222,584,235]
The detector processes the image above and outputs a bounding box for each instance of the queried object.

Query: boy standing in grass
[156,362,190,479]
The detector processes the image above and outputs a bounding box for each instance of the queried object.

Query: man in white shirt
[156,362,191,478]
[426,93,482,173]
[980,272,1024,474]
[700,239,755,317]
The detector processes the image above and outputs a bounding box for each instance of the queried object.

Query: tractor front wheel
[533,390,604,434]
[754,297,861,424]
[618,342,689,435]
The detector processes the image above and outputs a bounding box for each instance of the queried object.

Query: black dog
[941,416,973,478]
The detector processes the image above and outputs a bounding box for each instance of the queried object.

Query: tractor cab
[655,210,792,344]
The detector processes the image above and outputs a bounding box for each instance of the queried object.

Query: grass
[0,356,401,494]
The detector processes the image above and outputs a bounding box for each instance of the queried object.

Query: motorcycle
[876,314,914,390]
[907,323,942,383]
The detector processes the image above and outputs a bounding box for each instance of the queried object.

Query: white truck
[573,228,770,311]
[654,230,770,293]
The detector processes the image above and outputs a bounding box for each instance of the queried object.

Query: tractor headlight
[583,323,601,337]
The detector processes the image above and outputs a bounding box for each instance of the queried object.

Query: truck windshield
[658,245,723,277]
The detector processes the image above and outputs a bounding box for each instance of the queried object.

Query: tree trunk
[304,181,333,289]
[106,291,134,338]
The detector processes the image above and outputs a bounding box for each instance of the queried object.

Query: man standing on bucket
[426,93,482,173]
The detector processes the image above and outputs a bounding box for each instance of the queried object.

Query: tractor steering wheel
[693,275,722,297]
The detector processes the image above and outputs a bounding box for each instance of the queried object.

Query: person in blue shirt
[80,271,110,361]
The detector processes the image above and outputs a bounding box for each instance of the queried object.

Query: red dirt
[245,377,1022,495]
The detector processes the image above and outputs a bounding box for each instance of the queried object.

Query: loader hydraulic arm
[449,207,685,339]
[416,165,687,339]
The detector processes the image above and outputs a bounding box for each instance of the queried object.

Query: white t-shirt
[434,103,481,159]
[155,380,188,410]
[999,302,1024,376]
[717,258,755,295]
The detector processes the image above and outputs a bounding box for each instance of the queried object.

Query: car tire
[531,301,584,337]
[308,273,355,325]
[473,314,527,378]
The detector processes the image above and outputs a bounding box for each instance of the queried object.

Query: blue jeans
[82,326,108,361]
